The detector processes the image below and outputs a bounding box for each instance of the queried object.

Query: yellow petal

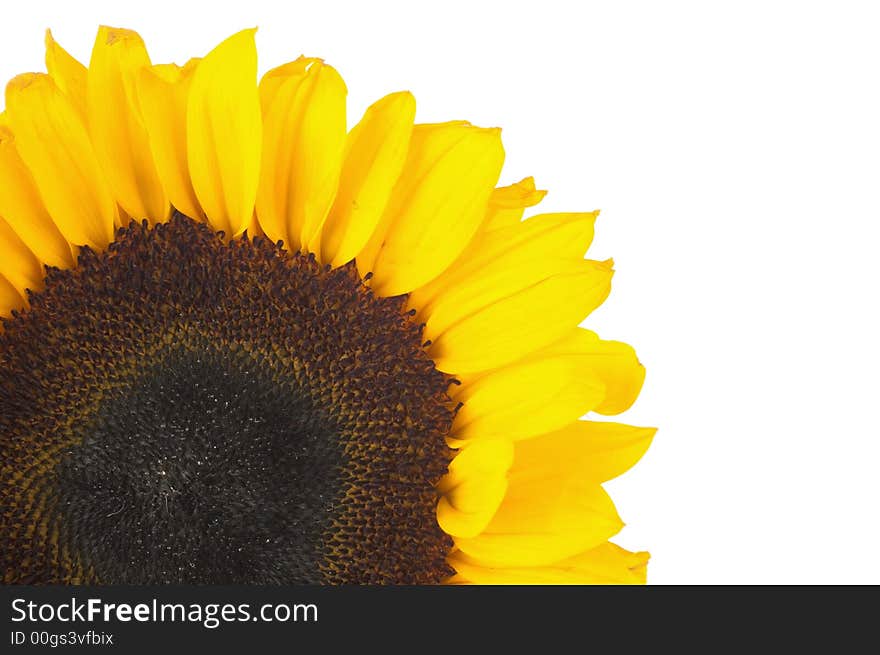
[521,211,598,258]
[321,91,415,267]
[0,274,23,318]
[258,57,319,116]
[363,122,505,296]
[137,59,204,220]
[0,217,43,296]
[514,420,656,484]
[244,210,263,238]
[436,439,513,539]
[542,329,646,415]
[427,258,612,375]
[88,26,168,223]
[256,60,346,251]
[0,127,74,268]
[45,29,88,121]
[187,28,262,237]
[410,211,598,314]
[483,176,547,230]
[450,351,606,444]
[5,73,117,249]
[254,59,312,245]
[449,542,649,584]
[455,482,622,567]
[418,177,548,299]
[353,119,470,280]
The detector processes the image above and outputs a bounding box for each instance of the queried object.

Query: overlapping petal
[540,329,647,415]
[187,28,262,237]
[0,274,21,318]
[449,342,606,445]
[44,30,88,120]
[137,59,203,221]
[0,126,74,268]
[0,217,43,297]
[410,210,599,313]
[450,328,644,444]
[483,176,547,230]
[359,121,505,296]
[88,26,168,222]
[437,439,514,539]
[449,542,649,584]
[426,256,611,374]
[5,73,117,248]
[256,59,346,251]
[454,481,623,568]
[514,420,656,484]
[321,91,415,266]
[448,411,652,575]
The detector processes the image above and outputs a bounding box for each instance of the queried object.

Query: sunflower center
[55,347,342,584]
[0,214,455,584]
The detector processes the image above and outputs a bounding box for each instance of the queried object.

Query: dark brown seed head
[0,214,455,584]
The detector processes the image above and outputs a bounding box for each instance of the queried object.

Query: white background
[2,1,878,584]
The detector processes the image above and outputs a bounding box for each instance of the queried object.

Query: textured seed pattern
[0,214,455,584]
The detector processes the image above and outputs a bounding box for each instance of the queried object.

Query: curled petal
[437,439,513,538]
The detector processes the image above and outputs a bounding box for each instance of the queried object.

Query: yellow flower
[0,27,653,584]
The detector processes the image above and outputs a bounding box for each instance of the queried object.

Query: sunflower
[0,27,653,585]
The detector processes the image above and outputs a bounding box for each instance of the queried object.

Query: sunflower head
[0,27,653,584]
